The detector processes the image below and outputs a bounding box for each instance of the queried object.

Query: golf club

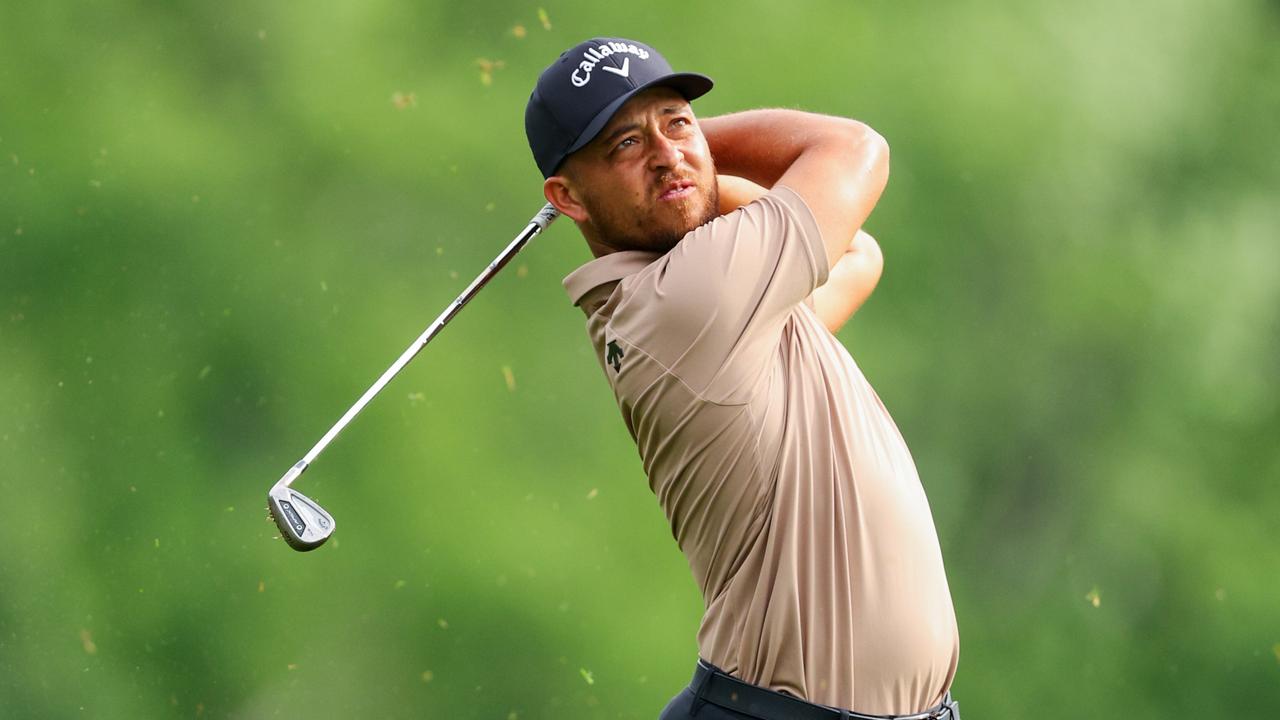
[267,203,561,551]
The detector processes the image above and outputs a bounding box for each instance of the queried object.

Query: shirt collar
[562,250,661,315]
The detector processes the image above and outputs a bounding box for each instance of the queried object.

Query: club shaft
[288,203,561,480]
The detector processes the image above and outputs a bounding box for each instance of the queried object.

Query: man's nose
[648,132,684,170]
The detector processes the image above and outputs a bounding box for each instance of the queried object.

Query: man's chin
[659,207,715,246]
[593,191,719,253]
[666,192,718,232]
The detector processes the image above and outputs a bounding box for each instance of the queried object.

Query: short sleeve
[608,185,829,404]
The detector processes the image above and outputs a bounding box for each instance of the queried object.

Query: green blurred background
[2,0,1277,717]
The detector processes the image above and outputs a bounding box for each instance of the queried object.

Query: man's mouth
[658,179,696,202]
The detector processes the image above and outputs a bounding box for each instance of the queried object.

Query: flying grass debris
[537,8,552,30]
[1085,586,1101,608]
[476,58,506,86]
[80,629,97,655]
[392,91,417,110]
[579,668,594,685]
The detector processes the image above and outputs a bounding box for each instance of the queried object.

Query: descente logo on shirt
[606,339,625,372]
[571,42,650,87]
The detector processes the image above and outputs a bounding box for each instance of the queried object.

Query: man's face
[560,87,718,253]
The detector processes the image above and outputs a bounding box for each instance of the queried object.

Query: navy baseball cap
[525,38,713,178]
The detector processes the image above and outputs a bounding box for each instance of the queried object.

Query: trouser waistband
[689,660,960,720]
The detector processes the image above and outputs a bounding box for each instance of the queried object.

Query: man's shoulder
[671,186,825,278]
[563,249,662,312]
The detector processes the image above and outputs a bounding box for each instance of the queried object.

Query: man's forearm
[700,109,881,190]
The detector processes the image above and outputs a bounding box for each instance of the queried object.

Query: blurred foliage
[1,0,1278,718]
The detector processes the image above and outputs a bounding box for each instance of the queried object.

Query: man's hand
[701,110,889,271]
[714,174,882,333]
[716,174,769,215]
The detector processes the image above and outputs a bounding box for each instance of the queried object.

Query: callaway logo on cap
[525,37,714,178]
[569,40,651,87]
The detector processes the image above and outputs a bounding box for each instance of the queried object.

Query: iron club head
[267,463,335,551]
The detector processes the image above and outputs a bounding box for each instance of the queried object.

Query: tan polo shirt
[562,186,959,715]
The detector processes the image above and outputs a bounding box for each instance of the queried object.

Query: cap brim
[559,72,714,169]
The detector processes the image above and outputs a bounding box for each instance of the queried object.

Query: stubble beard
[586,173,721,254]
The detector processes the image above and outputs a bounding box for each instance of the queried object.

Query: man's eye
[617,137,638,149]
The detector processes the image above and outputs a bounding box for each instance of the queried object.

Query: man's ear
[543,176,589,223]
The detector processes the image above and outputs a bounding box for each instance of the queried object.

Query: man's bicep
[776,124,889,270]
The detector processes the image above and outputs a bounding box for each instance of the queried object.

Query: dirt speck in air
[79,629,97,655]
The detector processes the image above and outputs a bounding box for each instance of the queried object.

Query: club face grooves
[268,486,335,552]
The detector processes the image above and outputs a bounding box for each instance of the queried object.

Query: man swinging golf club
[527,38,960,719]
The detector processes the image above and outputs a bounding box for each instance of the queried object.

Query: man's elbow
[831,119,889,171]
[854,123,890,182]
[824,121,890,210]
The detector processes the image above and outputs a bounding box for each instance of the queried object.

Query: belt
[690,660,960,720]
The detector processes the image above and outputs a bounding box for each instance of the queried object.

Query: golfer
[526,38,960,720]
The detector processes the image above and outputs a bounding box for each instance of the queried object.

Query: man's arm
[820,230,882,333]
[700,109,889,270]
[716,175,883,333]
